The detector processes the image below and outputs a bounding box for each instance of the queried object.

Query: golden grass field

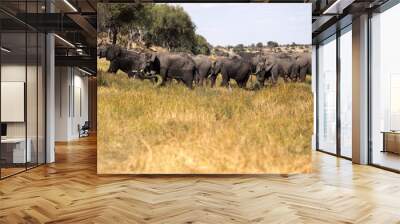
[97,58,313,174]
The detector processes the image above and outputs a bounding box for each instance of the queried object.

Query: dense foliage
[267,41,279,48]
[97,58,313,173]
[97,3,306,55]
[98,3,211,55]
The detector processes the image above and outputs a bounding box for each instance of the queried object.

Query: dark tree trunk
[112,29,118,45]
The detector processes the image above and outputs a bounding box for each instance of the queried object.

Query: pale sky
[169,3,312,46]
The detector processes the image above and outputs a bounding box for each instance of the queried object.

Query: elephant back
[159,53,196,71]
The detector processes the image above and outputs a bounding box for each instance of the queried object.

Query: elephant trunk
[141,72,163,87]
[153,74,163,87]
[253,78,263,90]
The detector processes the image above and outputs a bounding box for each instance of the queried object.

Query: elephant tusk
[154,74,163,87]
[253,79,262,90]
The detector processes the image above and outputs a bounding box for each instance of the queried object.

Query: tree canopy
[98,3,285,55]
[267,41,279,48]
[98,3,211,55]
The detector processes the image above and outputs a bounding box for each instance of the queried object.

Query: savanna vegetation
[97,59,313,174]
[97,3,313,173]
[98,3,211,55]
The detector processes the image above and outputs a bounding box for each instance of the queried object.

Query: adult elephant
[274,53,299,82]
[102,45,147,79]
[293,53,311,82]
[97,46,107,58]
[144,52,197,89]
[254,53,297,88]
[191,55,213,86]
[210,56,252,88]
[237,52,265,74]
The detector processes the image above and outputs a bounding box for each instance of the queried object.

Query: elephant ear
[146,53,160,73]
[106,45,119,61]
[153,55,161,69]
[150,53,157,62]
[97,47,105,58]
[211,60,217,68]
[115,46,122,57]
[294,53,301,60]
[264,59,274,72]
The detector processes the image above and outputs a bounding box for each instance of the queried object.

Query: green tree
[98,3,152,45]
[146,5,196,51]
[233,44,244,53]
[98,3,212,54]
[256,42,263,48]
[267,41,279,48]
[192,34,211,55]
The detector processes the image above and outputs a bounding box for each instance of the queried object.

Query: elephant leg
[203,74,209,86]
[182,78,193,89]
[107,60,119,74]
[283,74,290,82]
[165,78,173,84]
[255,73,265,89]
[290,71,299,82]
[299,67,307,82]
[236,80,245,88]
[107,67,118,74]
[254,80,264,89]
[198,73,206,86]
[210,74,217,88]
[271,72,278,85]
[270,67,279,85]
[194,73,200,85]
[199,77,204,86]
[237,75,249,88]
[127,71,136,79]
[134,71,146,80]
[182,72,194,89]
[221,73,230,87]
[159,68,168,86]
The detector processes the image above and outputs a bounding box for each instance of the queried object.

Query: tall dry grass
[97,58,313,174]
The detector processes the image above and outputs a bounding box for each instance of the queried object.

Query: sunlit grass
[97,58,313,174]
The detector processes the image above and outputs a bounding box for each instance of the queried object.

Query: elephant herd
[98,45,311,89]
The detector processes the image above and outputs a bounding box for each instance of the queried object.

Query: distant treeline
[97,3,309,55]
[220,42,309,54]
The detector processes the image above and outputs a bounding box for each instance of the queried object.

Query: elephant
[97,46,107,58]
[237,52,265,74]
[254,53,297,88]
[102,45,147,79]
[191,55,214,86]
[210,56,252,88]
[293,53,311,82]
[144,52,197,89]
[254,56,278,88]
[278,55,298,82]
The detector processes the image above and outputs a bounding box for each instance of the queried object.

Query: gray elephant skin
[237,52,265,74]
[100,45,147,79]
[191,55,213,86]
[210,57,252,88]
[293,53,311,82]
[98,44,310,90]
[145,52,197,88]
[255,53,298,88]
